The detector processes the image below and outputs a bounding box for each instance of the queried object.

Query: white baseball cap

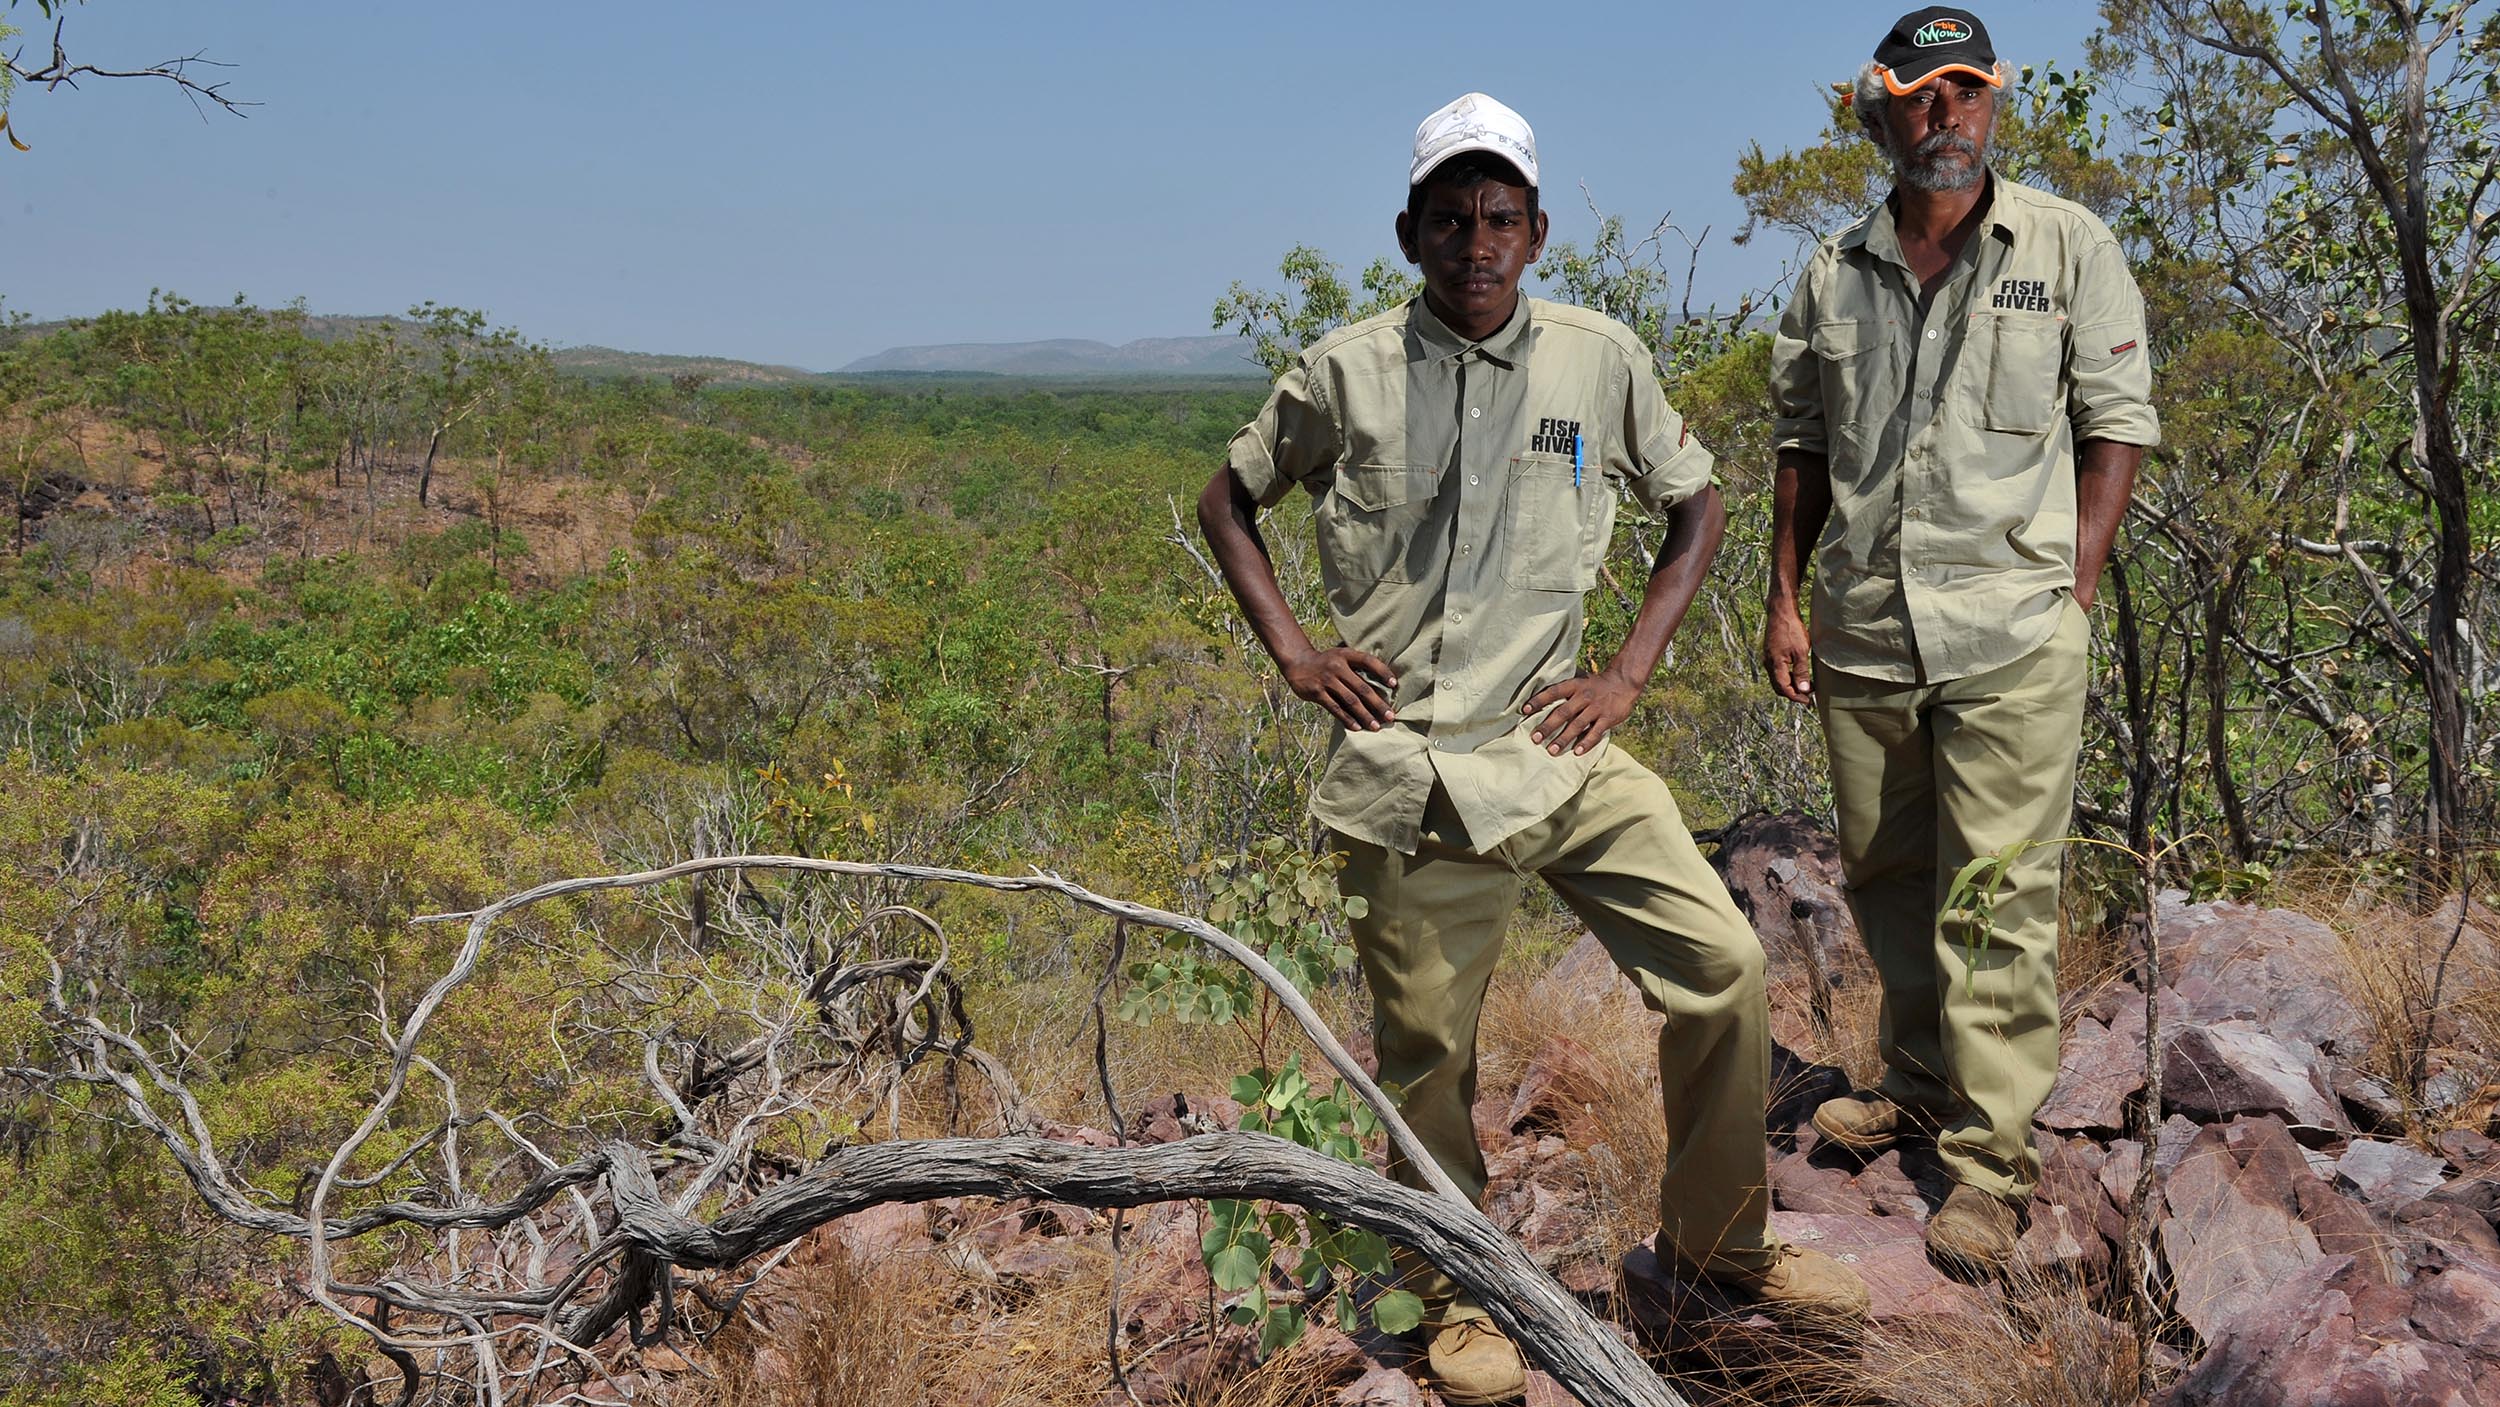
[1410,92,1539,188]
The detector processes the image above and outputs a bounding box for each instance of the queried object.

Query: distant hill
[16,305,1267,383]
[840,335,1258,377]
[547,345,822,385]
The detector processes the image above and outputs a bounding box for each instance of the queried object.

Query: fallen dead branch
[22,855,1687,1407]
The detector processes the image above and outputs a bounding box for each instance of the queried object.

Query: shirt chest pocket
[1504,453,1607,593]
[1317,464,1435,584]
[1811,318,1886,443]
[1976,313,2065,434]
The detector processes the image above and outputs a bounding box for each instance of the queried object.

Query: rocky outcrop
[681,830,2500,1407]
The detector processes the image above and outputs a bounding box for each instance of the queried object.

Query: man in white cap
[1201,92,1868,1403]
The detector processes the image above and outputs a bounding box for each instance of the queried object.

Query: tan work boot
[1810,1091,1915,1154]
[1927,1182,2024,1276]
[1704,1245,1872,1324]
[1424,1317,1527,1405]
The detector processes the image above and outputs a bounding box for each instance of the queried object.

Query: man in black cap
[1762,6,2160,1273]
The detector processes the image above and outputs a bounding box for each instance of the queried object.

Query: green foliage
[1119,838,1408,1351]
[1212,246,1419,379]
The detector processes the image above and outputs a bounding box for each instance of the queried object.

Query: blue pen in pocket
[1573,432,1582,488]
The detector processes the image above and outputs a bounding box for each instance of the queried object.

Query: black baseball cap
[1874,7,2004,95]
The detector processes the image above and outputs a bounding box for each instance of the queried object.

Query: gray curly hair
[1852,58,2011,145]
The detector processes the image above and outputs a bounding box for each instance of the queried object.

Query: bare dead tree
[18,856,1689,1407]
[2,13,252,143]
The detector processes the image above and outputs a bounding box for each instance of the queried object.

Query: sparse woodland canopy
[2,3,2496,1405]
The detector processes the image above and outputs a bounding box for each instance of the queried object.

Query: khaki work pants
[1814,599,2087,1201]
[1333,744,1775,1317]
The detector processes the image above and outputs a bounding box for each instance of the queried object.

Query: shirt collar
[1409,293,1533,368]
[1845,171,2014,266]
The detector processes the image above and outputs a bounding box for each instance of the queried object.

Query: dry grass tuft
[1478,949,1673,1264]
[1848,1269,2162,1407]
[2335,895,2500,1127]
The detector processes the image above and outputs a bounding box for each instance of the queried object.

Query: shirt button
[1469,407,1482,419]
[1925,329,1938,340]
[1451,612,1464,624]
[1459,543,1472,555]
[1469,475,1480,485]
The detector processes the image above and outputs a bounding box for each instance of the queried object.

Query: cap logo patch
[1914,19,1971,46]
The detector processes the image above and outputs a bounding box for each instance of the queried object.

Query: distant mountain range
[19,308,1267,383]
[839,335,1258,377]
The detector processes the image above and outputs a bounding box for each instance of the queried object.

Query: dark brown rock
[828,1201,933,1262]
[1129,1091,1243,1144]
[2160,1119,2326,1339]
[2163,1022,2347,1136]
[1503,1034,1602,1137]
[1335,1366,1430,1406]
[1114,1334,1261,1405]
[2335,1139,2452,1205]
[1767,1040,1852,1132]
[2040,996,2153,1133]
[2154,898,2374,1061]
[1771,1142,1877,1217]
[2158,1249,2500,1407]
[1853,1148,1936,1221]
[2437,1126,2498,1169]
[2396,1198,2500,1259]
[1771,1211,1995,1323]
[2022,1134,2118,1282]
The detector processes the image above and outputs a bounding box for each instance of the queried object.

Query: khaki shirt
[1769,173,2160,683]
[1229,296,1714,855]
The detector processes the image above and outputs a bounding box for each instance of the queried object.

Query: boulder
[1771,1140,1878,1217]
[1335,1367,1430,1406]
[1533,933,1636,1013]
[1710,814,1878,1056]
[2160,1119,2326,1339]
[2159,1247,2500,1407]
[1503,1034,1603,1137]
[1770,1211,1994,1323]
[2153,898,2373,1062]
[2040,995,2154,1133]
[2395,1198,2500,1259]
[1128,1091,1242,1144]
[2335,1139,2452,1206]
[2162,1022,2347,1136]
[1767,1040,1852,1133]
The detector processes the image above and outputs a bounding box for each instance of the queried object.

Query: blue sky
[3,2,2107,370]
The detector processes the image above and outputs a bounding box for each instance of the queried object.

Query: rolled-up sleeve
[1619,357,1716,514]
[1226,360,1340,507]
[2066,238,2160,447]
[1768,259,1828,457]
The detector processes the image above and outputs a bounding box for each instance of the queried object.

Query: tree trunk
[2202,563,2253,863]
[418,427,444,508]
[603,1132,1690,1407]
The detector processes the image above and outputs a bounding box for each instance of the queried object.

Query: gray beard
[1896,132,1985,193]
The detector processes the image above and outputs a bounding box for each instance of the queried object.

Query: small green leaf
[1259,1302,1307,1355]
[1266,1068,1309,1111]
[1372,1289,1427,1335]
[1208,1243,1265,1291]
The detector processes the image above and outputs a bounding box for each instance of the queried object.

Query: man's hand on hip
[1763,609,1816,704]
[1524,669,1641,756]
[1285,646,1399,731]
